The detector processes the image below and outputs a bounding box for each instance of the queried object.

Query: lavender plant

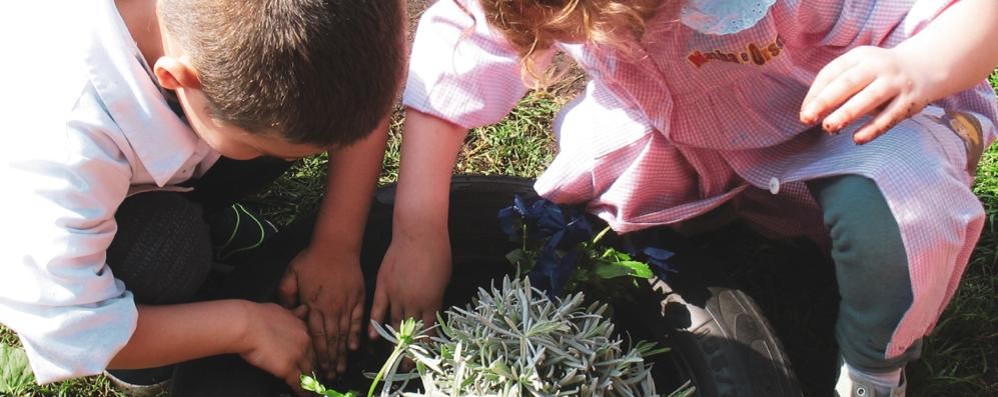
[366,277,695,397]
[303,197,694,397]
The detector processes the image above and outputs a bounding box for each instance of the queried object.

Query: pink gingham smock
[403,0,998,358]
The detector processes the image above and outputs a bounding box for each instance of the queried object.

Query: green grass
[904,70,998,396]
[907,125,998,395]
[2,74,997,396]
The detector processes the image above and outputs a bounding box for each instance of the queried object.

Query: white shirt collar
[87,0,207,187]
[681,0,778,35]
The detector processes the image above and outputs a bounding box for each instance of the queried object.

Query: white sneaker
[103,370,171,397]
[835,368,906,397]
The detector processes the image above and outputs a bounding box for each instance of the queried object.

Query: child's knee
[107,192,213,304]
[809,175,908,274]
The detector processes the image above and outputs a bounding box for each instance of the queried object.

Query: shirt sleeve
[403,0,555,129]
[2,103,138,384]
[780,0,956,49]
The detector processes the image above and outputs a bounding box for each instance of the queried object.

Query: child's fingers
[328,311,345,376]
[802,50,863,122]
[335,315,349,374]
[348,301,364,351]
[421,311,438,337]
[368,287,389,340]
[286,373,306,397]
[804,64,877,128]
[392,305,405,333]
[334,297,356,374]
[292,304,309,319]
[821,78,898,133]
[288,343,316,396]
[288,361,313,397]
[300,344,316,380]
[277,272,299,308]
[308,311,333,375]
[852,95,909,144]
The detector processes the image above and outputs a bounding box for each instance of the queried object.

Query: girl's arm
[368,110,468,338]
[800,0,998,144]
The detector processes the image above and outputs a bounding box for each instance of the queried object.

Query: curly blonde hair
[476,0,663,79]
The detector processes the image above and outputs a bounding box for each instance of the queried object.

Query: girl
[373,0,998,395]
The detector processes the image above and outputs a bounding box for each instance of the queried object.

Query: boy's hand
[278,247,365,379]
[369,228,452,339]
[239,303,314,394]
[800,45,933,145]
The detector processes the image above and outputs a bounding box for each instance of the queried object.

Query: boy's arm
[801,0,998,143]
[276,117,389,378]
[109,301,313,391]
[368,109,468,339]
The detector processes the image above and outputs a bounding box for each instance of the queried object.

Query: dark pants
[807,175,921,373]
[107,156,293,302]
[104,157,294,393]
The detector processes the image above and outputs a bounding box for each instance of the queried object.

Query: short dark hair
[159,0,405,147]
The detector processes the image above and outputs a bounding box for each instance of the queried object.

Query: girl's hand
[278,246,365,379]
[800,45,932,144]
[368,226,452,340]
[238,302,315,394]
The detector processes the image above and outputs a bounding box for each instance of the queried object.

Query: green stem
[591,226,612,245]
[367,347,406,397]
[521,223,528,252]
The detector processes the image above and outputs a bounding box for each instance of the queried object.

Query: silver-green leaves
[376,277,664,397]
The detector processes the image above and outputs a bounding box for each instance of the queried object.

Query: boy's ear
[153,56,201,90]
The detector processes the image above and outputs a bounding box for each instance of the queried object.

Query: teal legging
[807,175,922,373]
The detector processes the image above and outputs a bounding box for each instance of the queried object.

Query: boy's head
[154,0,406,159]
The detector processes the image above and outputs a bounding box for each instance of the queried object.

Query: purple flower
[498,196,593,249]
[643,247,678,280]
[529,248,582,299]
[499,196,598,297]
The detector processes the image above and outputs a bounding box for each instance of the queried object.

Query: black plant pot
[170,175,802,397]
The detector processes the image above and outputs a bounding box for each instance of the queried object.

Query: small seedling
[300,373,358,397]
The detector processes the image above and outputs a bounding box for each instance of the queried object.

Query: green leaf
[0,344,35,395]
[300,373,358,396]
[300,373,326,393]
[506,248,535,269]
[593,260,653,280]
[506,248,526,265]
[634,341,670,358]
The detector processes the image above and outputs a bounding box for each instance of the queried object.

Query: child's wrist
[391,218,448,243]
[304,236,362,260]
[393,200,449,232]
[893,40,949,102]
[228,300,256,355]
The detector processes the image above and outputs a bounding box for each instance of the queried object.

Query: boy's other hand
[369,227,452,340]
[239,303,314,395]
[800,45,932,145]
[278,247,365,379]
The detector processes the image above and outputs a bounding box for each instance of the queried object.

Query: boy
[0,0,404,393]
